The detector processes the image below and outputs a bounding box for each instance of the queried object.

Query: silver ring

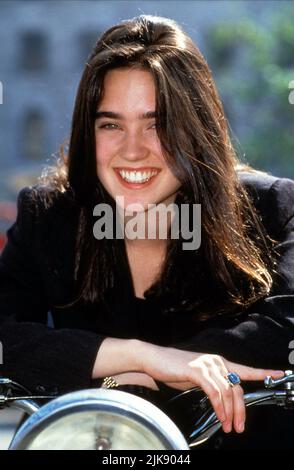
[226,372,241,387]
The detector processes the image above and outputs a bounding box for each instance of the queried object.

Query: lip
[113,167,161,190]
[114,167,161,172]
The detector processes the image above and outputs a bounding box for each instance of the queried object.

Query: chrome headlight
[9,389,189,450]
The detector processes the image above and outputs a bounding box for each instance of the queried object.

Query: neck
[120,200,176,244]
[125,235,167,251]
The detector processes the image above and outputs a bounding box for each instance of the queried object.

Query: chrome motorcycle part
[9,388,189,450]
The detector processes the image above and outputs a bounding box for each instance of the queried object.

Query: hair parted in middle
[42,15,277,320]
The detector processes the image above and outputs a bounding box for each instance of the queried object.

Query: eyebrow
[95,111,157,120]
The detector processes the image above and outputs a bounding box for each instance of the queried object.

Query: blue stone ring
[226,372,241,387]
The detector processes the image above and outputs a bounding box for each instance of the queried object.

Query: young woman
[0,15,293,446]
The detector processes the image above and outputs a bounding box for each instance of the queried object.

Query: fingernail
[223,423,232,433]
[237,422,244,433]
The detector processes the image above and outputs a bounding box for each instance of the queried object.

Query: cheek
[164,166,181,191]
[95,137,116,170]
[150,135,165,161]
[170,175,182,192]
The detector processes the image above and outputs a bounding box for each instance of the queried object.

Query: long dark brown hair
[41,15,278,320]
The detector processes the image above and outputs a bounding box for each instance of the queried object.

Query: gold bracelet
[102,376,119,389]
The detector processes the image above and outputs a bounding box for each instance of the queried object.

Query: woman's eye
[97,122,157,131]
[99,123,120,130]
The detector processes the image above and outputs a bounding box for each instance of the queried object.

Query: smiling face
[95,67,181,211]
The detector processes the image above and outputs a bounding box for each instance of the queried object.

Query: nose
[120,130,149,162]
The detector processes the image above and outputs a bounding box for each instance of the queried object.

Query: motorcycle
[1,370,294,450]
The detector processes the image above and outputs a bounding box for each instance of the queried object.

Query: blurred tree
[205,9,294,178]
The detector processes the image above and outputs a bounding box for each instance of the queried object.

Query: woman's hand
[139,344,284,434]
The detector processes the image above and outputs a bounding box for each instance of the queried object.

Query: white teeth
[118,169,158,183]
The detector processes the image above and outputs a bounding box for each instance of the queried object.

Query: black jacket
[0,170,293,398]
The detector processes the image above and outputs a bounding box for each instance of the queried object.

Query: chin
[118,198,153,213]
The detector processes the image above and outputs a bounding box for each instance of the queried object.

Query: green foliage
[205,9,294,178]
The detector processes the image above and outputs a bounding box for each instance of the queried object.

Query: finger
[196,370,226,424]
[232,385,246,433]
[211,367,234,433]
[204,356,234,432]
[226,362,284,382]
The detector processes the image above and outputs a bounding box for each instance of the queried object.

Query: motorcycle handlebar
[187,370,294,447]
[1,371,294,448]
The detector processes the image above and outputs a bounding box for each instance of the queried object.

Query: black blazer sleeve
[170,176,294,370]
[0,188,106,394]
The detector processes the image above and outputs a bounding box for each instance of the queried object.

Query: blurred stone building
[0,0,292,201]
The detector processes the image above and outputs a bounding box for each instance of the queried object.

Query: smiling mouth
[114,168,161,184]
